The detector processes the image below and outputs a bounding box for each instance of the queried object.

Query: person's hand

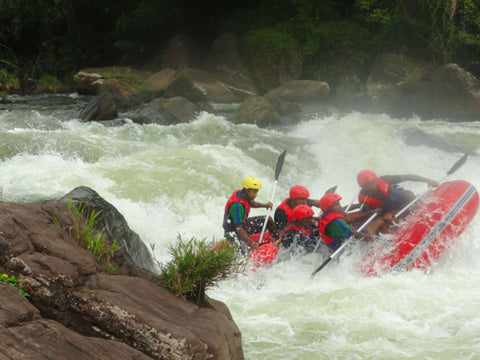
[266,201,273,209]
[362,233,373,241]
[371,208,382,216]
[427,179,439,187]
[383,213,394,224]
[250,241,259,249]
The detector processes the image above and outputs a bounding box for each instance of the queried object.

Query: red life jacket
[277,198,295,223]
[358,177,391,208]
[318,212,348,245]
[223,190,252,231]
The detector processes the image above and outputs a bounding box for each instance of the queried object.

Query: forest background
[1,0,480,95]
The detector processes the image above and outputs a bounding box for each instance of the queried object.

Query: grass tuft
[159,236,245,306]
[66,199,119,274]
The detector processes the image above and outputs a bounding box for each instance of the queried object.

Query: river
[1,93,480,359]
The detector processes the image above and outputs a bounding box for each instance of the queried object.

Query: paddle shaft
[344,187,361,213]
[258,150,286,245]
[311,212,377,278]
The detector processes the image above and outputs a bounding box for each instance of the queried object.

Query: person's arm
[251,200,272,209]
[328,218,372,241]
[235,225,258,249]
[346,208,381,224]
[307,198,320,208]
[383,175,438,187]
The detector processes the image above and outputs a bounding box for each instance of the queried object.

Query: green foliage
[2,0,480,90]
[0,273,30,297]
[354,0,480,74]
[243,28,302,64]
[67,199,119,274]
[305,20,374,86]
[159,237,245,306]
[37,74,67,93]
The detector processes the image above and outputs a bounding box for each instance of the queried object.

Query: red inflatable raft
[248,232,278,266]
[361,180,479,276]
[215,232,278,266]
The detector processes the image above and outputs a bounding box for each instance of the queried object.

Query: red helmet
[289,185,310,199]
[293,204,314,220]
[319,193,342,212]
[357,169,377,186]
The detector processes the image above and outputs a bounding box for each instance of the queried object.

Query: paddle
[344,187,361,214]
[394,153,469,219]
[310,212,378,278]
[258,150,287,245]
[324,185,337,195]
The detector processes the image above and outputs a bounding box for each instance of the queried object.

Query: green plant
[37,74,65,93]
[67,199,119,274]
[159,236,245,307]
[0,273,29,297]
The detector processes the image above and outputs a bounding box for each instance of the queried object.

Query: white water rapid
[1,94,480,359]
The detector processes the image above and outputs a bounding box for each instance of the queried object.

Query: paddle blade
[447,153,468,175]
[275,150,287,180]
[324,185,338,195]
[311,257,332,278]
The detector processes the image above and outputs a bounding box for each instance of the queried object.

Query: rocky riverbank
[0,186,243,360]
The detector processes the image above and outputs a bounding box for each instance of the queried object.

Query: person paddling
[274,185,320,233]
[280,204,321,253]
[318,193,384,251]
[223,176,280,254]
[356,169,439,222]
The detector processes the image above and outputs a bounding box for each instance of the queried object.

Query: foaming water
[1,95,480,359]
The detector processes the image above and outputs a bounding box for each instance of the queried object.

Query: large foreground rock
[0,189,243,359]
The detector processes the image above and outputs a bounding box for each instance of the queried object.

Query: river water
[1,94,480,359]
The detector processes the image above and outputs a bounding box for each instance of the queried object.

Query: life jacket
[223,190,252,232]
[318,212,348,245]
[277,198,295,223]
[358,177,391,208]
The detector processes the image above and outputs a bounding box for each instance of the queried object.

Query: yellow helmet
[242,176,262,190]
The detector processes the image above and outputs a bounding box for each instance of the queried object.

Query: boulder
[0,189,244,359]
[78,93,118,121]
[164,69,243,103]
[74,66,152,95]
[391,63,480,120]
[100,78,149,108]
[142,68,177,96]
[264,80,330,103]
[129,97,197,125]
[62,186,157,273]
[264,80,330,116]
[232,95,280,127]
